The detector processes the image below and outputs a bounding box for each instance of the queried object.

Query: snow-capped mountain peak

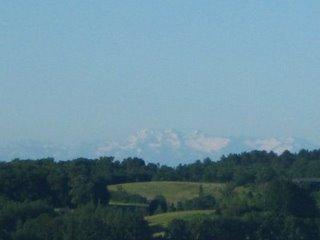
[93,130,317,165]
[0,130,318,165]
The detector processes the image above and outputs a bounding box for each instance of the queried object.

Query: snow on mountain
[0,130,318,165]
[95,129,232,164]
[94,129,318,165]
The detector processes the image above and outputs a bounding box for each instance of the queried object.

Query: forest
[1,149,320,239]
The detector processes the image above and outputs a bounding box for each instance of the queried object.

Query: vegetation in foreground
[2,149,320,239]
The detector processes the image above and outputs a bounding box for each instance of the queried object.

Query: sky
[1,1,320,146]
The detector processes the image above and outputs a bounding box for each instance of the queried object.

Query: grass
[108,181,224,204]
[145,210,215,228]
[109,201,148,207]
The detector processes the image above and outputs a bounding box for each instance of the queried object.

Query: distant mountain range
[0,129,318,165]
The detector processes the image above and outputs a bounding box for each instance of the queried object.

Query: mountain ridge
[0,129,318,165]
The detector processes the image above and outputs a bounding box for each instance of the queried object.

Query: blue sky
[1,1,320,145]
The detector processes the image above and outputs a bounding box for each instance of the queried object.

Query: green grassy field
[109,201,148,207]
[146,210,215,228]
[108,181,224,204]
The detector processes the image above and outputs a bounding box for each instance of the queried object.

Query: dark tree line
[3,149,320,205]
[2,149,320,239]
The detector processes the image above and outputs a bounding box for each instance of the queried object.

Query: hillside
[108,181,224,204]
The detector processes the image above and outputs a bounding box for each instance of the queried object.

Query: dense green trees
[2,149,320,239]
[0,158,152,240]
[0,200,151,240]
[176,186,216,211]
[165,219,190,240]
[3,149,320,205]
[264,179,318,217]
[165,215,320,240]
[61,204,150,240]
[166,217,250,240]
[149,195,168,215]
[0,199,56,240]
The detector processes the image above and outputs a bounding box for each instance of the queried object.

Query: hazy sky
[1,1,320,145]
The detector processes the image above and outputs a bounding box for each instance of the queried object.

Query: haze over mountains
[0,129,317,165]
